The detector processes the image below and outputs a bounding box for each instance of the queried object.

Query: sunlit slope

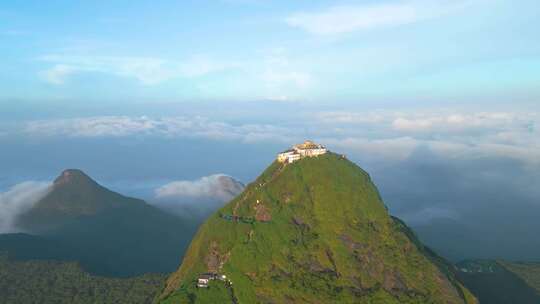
[159,153,476,303]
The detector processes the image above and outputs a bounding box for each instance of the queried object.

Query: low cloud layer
[22,116,293,143]
[14,109,539,166]
[369,147,540,261]
[0,181,51,233]
[3,106,539,260]
[153,174,244,217]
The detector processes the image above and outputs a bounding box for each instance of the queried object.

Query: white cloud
[25,116,159,137]
[326,136,420,161]
[38,54,239,85]
[316,111,389,124]
[316,109,540,164]
[391,112,520,133]
[254,49,314,99]
[17,109,540,165]
[286,0,472,35]
[23,116,294,143]
[39,64,79,85]
[392,117,434,131]
[155,174,244,202]
[153,174,245,217]
[0,181,51,233]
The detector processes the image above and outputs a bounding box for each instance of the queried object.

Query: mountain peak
[159,153,477,303]
[18,169,145,233]
[53,169,95,187]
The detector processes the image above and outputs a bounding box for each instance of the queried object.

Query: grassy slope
[392,217,477,304]
[159,153,476,303]
[0,255,166,304]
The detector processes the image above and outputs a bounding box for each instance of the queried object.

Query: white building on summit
[277,140,328,163]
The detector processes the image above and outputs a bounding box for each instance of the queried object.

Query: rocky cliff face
[158,153,477,304]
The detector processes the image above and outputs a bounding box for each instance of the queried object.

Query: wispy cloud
[39,64,79,85]
[286,0,472,35]
[0,181,51,233]
[261,70,311,90]
[256,48,313,100]
[38,54,240,85]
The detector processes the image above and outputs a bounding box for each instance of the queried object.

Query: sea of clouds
[1,107,538,260]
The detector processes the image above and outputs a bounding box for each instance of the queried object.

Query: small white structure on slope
[197,273,213,288]
[277,140,327,163]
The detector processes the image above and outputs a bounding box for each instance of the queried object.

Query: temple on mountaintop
[277,140,328,163]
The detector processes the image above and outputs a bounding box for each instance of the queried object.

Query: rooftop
[277,140,328,163]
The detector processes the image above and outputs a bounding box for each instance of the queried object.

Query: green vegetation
[159,153,476,303]
[0,254,166,304]
[457,260,540,304]
[162,281,235,304]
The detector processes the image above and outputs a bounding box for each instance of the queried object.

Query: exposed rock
[339,234,364,250]
[254,201,271,222]
[382,269,408,294]
[205,241,230,273]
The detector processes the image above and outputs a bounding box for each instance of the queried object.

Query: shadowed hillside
[457,260,540,304]
[5,169,198,277]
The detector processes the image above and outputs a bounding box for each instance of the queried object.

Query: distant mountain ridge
[16,169,146,233]
[456,260,540,304]
[213,174,245,200]
[5,169,198,277]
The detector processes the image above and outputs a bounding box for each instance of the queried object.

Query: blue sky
[1,0,539,105]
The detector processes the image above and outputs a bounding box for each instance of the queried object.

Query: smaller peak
[62,169,85,175]
[53,169,93,186]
